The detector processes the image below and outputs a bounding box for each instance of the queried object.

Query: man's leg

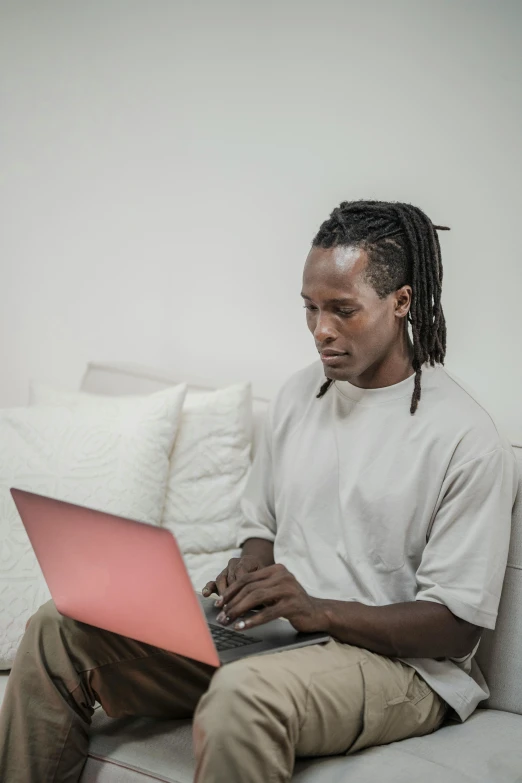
[0,599,215,783]
[193,638,447,783]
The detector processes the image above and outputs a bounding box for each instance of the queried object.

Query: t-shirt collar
[333,362,438,405]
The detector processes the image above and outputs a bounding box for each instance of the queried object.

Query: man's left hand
[215,563,328,633]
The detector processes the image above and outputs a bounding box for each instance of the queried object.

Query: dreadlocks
[312,200,449,415]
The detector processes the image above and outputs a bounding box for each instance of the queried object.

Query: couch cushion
[475,445,522,714]
[294,710,522,782]
[81,707,522,783]
[0,672,8,703]
[4,670,520,782]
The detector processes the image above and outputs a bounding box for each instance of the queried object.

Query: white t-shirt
[236,359,519,721]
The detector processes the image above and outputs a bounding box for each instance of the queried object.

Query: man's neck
[347,344,415,390]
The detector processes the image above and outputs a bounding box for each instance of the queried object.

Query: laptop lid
[10,487,221,668]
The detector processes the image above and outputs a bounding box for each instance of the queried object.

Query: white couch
[1,361,521,782]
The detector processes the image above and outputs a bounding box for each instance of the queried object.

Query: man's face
[301,244,410,385]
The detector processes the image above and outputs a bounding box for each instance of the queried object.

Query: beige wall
[1,0,521,441]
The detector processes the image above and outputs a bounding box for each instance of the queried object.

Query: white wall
[1,0,521,441]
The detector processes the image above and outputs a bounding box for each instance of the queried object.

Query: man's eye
[302,305,355,317]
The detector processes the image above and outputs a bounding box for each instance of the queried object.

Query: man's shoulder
[277,358,325,397]
[430,365,514,464]
[268,359,325,423]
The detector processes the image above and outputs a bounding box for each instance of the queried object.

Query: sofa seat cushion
[0,672,8,703]
[294,709,522,782]
[82,706,522,783]
[1,673,520,782]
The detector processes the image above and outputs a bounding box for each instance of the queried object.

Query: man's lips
[320,352,348,364]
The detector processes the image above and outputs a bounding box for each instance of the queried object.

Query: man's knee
[192,658,299,778]
[26,599,69,632]
[199,660,259,710]
[194,658,291,733]
[23,599,83,655]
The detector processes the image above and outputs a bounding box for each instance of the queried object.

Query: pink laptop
[10,488,330,668]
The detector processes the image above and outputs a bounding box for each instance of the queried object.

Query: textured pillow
[161,384,252,586]
[0,383,186,668]
[30,381,253,589]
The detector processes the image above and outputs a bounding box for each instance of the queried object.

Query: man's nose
[313,313,338,342]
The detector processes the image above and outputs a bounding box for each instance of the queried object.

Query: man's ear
[395,285,412,319]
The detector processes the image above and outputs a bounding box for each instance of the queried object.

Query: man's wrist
[240,537,275,568]
[311,597,334,632]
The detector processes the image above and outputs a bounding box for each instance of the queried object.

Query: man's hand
[214,563,328,634]
[202,554,267,601]
[201,537,275,602]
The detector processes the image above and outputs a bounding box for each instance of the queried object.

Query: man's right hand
[202,555,266,601]
[201,538,275,602]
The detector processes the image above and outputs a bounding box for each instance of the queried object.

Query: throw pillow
[161,384,252,575]
[0,383,187,668]
[30,380,253,589]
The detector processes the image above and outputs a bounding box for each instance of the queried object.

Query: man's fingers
[203,559,277,602]
[224,585,279,623]
[234,604,280,631]
[227,562,260,606]
[221,565,277,605]
[202,580,217,597]
[215,570,230,597]
[202,572,228,598]
[203,560,237,597]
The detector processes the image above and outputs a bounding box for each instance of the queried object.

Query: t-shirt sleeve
[415,445,518,630]
[236,400,277,548]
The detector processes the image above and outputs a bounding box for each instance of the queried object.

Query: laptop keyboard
[208,623,258,651]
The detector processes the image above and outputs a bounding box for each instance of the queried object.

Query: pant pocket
[346,656,442,755]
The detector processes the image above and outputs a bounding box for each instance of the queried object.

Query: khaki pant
[0,599,447,782]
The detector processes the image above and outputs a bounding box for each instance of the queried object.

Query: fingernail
[217,612,230,625]
[215,597,223,607]
[202,588,210,596]
[235,620,246,630]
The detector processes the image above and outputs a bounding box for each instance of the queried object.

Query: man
[0,199,518,783]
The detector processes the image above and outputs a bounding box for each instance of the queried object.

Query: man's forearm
[314,598,481,660]
[240,537,275,568]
